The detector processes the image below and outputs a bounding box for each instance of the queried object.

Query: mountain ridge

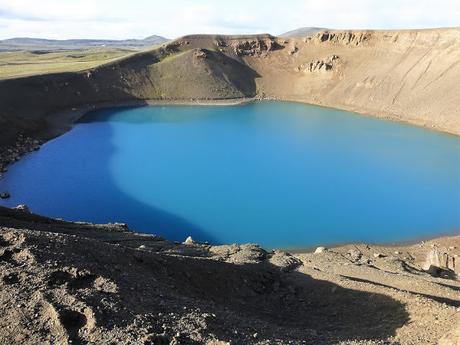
[280,27,326,37]
[0,35,169,51]
[0,28,459,147]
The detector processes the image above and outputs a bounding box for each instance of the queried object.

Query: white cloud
[295,0,460,30]
[0,0,458,40]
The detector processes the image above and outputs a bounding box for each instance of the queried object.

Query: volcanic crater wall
[0,29,459,148]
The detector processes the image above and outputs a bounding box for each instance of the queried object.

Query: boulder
[269,250,302,272]
[184,236,195,245]
[314,246,328,254]
[347,249,363,262]
[423,247,447,270]
[209,243,267,264]
[423,247,457,277]
[14,204,29,213]
[194,49,207,59]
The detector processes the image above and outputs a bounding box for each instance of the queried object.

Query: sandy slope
[249,28,460,135]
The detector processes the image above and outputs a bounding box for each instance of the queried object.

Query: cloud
[0,8,48,21]
[0,0,123,23]
[0,0,458,40]
[296,0,460,30]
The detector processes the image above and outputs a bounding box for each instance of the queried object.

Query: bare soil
[0,206,459,344]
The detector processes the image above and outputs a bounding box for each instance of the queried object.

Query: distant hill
[0,35,169,51]
[279,27,326,38]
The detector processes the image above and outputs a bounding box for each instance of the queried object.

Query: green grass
[0,48,136,79]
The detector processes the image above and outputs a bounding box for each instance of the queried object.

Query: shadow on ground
[1,214,411,344]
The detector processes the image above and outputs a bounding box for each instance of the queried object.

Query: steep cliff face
[311,31,372,45]
[0,29,459,148]
[248,28,460,134]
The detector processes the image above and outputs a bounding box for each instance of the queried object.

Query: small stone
[314,246,327,254]
[14,204,29,212]
[138,245,146,250]
[184,236,194,245]
[394,251,402,255]
[373,253,386,258]
[347,249,363,262]
[194,49,207,59]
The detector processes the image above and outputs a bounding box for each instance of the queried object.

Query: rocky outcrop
[209,243,267,263]
[231,37,283,57]
[194,48,207,59]
[269,250,303,272]
[298,55,340,73]
[311,31,372,46]
[0,134,41,173]
[423,246,458,278]
[164,39,190,52]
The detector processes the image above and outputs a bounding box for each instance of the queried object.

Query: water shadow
[0,107,220,244]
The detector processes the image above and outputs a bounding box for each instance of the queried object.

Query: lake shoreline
[2,95,458,177]
[1,99,459,252]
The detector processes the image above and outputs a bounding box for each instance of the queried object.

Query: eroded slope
[1,29,459,150]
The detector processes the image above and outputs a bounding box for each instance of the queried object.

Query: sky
[0,0,459,40]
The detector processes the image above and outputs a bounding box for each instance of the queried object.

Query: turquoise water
[1,102,459,249]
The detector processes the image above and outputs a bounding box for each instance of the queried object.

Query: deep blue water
[1,102,459,249]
